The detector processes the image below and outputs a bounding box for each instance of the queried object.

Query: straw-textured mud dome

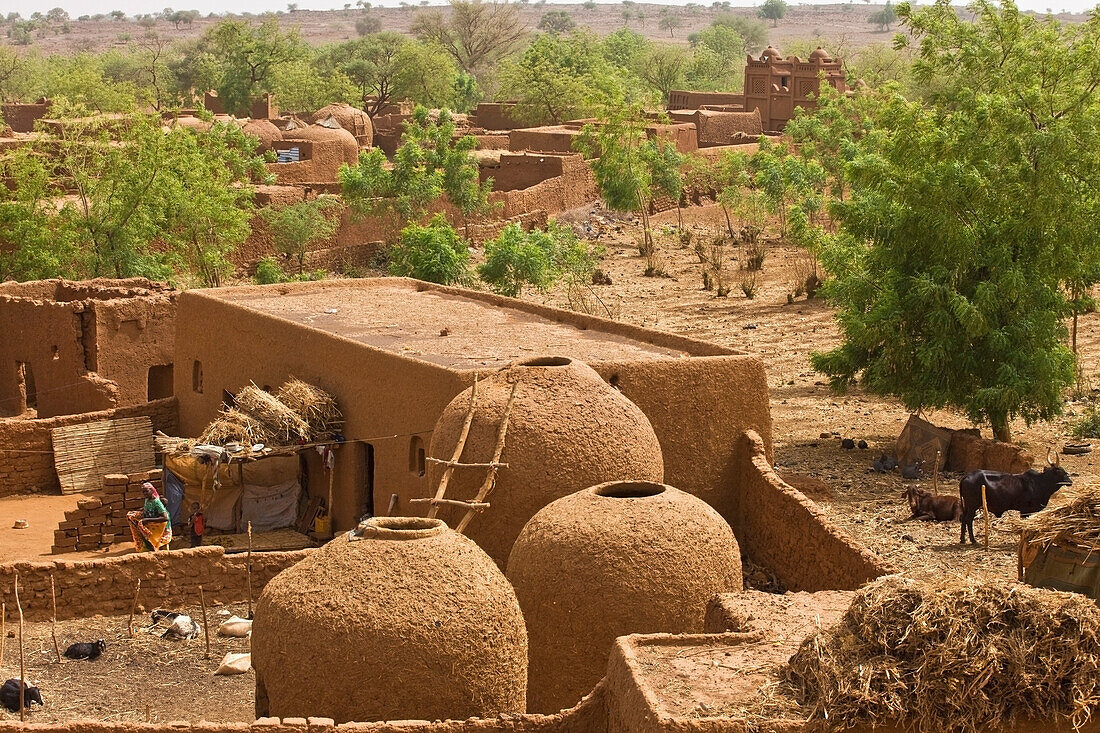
[251,517,528,723]
[429,356,665,566]
[507,481,743,713]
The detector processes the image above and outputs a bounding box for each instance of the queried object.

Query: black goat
[63,640,106,661]
[1,679,43,713]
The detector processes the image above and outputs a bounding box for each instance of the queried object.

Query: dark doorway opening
[361,442,376,519]
[148,363,174,400]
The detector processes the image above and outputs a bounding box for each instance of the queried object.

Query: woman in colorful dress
[127,482,172,552]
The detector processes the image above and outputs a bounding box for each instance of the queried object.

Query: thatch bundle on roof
[276,378,342,440]
[1019,486,1100,554]
[785,575,1100,732]
[199,408,271,447]
[235,385,311,443]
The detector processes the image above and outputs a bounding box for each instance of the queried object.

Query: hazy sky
[7,0,1096,28]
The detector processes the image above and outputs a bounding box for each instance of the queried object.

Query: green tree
[500,32,611,125]
[355,13,382,35]
[636,45,688,104]
[657,10,683,37]
[389,215,470,284]
[576,102,684,274]
[261,197,341,275]
[478,222,594,297]
[868,1,897,31]
[809,0,1100,441]
[757,0,787,27]
[410,0,526,79]
[537,10,576,34]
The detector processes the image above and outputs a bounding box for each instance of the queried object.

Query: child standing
[186,502,205,548]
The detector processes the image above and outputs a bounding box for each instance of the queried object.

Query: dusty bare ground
[0,602,254,723]
[6,4,1090,58]
[528,202,1100,587]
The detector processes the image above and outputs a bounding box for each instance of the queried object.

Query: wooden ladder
[408,375,518,534]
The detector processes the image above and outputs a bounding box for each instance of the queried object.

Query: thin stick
[428,375,478,519]
[457,381,518,534]
[933,450,941,495]
[16,572,25,722]
[50,575,61,663]
[982,484,991,550]
[199,585,210,659]
[408,497,491,510]
[424,458,509,469]
[1,601,6,671]
[128,578,141,638]
[386,493,399,517]
[247,521,253,619]
[326,463,336,538]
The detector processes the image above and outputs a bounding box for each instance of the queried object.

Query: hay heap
[1020,486,1100,553]
[276,378,342,440]
[198,408,271,446]
[785,575,1100,733]
[235,385,311,443]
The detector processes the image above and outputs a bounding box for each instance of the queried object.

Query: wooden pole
[456,382,518,535]
[247,521,253,619]
[50,575,61,663]
[199,585,211,659]
[932,450,941,495]
[428,375,478,519]
[15,572,25,722]
[326,463,336,539]
[1,601,6,672]
[128,578,141,638]
[982,484,991,550]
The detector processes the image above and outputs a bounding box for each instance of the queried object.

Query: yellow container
[313,515,330,535]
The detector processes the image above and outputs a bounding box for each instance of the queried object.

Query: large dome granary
[252,516,528,723]
[281,118,359,164]
[506,480,743,713]
[313,102,373,148]
[427,356,664,566]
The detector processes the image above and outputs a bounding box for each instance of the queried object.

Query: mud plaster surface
[216,281,688,369]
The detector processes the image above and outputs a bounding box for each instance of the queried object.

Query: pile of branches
[199,408,271,446]
[235,385,310,443]
[785,575,1100,732]
[1019,486,1100,554]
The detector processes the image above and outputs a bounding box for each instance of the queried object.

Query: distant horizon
[6,0,1095,27]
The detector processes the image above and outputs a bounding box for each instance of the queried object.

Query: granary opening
[147,363,174,400]
[516,356,572,367]
[361,442,375,517]
[593,481,666,498]
[191,359,203,393]
[408,435,426,476]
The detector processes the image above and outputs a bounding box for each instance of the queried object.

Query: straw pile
[276,378,342,439]
[198,408,271,446]
[785,575,1100,733]
[235,384,310,443]
[1019,486,1100,554]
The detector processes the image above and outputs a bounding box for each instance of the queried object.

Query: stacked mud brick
[51,469,163,553]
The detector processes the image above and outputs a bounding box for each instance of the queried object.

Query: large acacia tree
[808,0,1100,442]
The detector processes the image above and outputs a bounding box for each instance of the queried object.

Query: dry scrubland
[4,3,1090,56]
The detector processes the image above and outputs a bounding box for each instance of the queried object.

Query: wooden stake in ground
[199,585,210,659]
[50,575,61,663]
[128,578,141,638]
[247,521,253,619]
[932,450,941,495]
[428,374,478,520]
[982,484,991,550]
[326,461,336,539]
[15,571,25,722]
[1,601,6,672]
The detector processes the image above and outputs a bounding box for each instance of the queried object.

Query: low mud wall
[735,430,892,592]
[0,398,178,497]
[0,545,311,622]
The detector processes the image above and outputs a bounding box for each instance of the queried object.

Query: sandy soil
[6,4,1090,58]
[0,603,254,723]
[526,202,1100,587]
[0,494,137,564]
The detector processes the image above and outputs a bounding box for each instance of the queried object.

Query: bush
[1072,403,1100,438]
[389,215,470,285]
[478,222,598,298]
[255,256,288,284]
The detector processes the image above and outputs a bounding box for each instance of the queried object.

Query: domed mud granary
[252,516,528,723]
[507,481,743,713]
[428,356,664,566]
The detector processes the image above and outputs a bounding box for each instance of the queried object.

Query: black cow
[959,455,1072,544]
[1,679,43,713]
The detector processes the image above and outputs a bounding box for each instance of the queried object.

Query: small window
[409,435,426,477]
[192,360,203,393]
[147,363,174,401]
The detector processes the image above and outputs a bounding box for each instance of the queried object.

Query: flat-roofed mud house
[176,279,886,591]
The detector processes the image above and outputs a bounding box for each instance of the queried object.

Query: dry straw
[276,378,342,439]
[235,385,310,444]
[1018,486,1100,554]
[198,408,271,447]
[785,575,1100,733]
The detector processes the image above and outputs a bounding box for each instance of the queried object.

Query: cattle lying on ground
[959,454,1072,544]
[63,639,106,660]
[903,486,962,522]
[1,679,43,713]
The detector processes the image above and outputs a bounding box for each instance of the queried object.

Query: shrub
[389,215,470,285]
[478,222,598,298]
[1072,403,1100,438]
[255,256,288,284]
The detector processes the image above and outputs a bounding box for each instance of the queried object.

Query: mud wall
[668,90,745,110]
[0,398,178,497]
[695,110,763,147]
[266,140,351,185]
[0,544,310,622]
[0,101,51,132]
[493,158,597,219]
[735,430,892,591]
[474,102,520,131]
[509,127,582,154]
[490,153,568,192]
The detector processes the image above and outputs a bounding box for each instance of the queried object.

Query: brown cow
[903,486,962,522]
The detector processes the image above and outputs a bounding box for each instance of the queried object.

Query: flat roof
[210,279,712,370]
